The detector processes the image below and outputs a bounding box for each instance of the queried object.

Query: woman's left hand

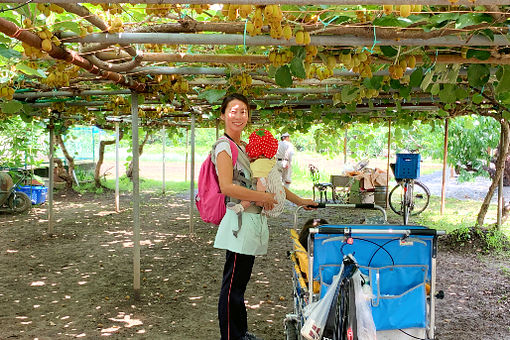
[300,198,318,210]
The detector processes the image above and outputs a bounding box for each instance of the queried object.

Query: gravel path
[419,171,510,202]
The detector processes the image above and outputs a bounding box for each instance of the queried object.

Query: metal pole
[497,125,504,226]
[185,129,189,182]
[385,120,391,209]
[115,122,120,212]
[440,119,449,215]
[131,92,141,300]
[48,120,54,235]
[92,127,95,164]
[162,127,166,194]
[190,114,196,234]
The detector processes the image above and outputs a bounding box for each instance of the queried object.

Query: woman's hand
[262,192,277,211]
[299,198,318,210]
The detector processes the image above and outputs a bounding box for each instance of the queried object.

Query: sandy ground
[0,188,509,340]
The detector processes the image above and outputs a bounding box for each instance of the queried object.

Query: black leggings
[218,250,255,340]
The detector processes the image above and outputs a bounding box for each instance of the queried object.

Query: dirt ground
[0,190,509,340]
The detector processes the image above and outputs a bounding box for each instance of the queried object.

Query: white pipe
[115,122,120,213]
[162,127,166,195]
[131,91,141,300]
[48,121,54,235]
[189,114,196,234]
[66,32,507,47]
[6,0,505,6]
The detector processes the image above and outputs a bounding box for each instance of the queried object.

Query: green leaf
[467,64,490,88]
[290,57,306,79]
[472,93,483,104]
[290,46,306,60]
[380,46,398,58]
[455,13,493,29]
[275,65,292,87]
[429,13,459,25]
[53,21,82,35]
[495,65,510,95]
[373,16,410,28]
[399,87,411,99]
[267,65,277,78]
[341,86,359,103]
[389,79,401,89]
[0,35,11,44]
[455,87,468,101]
[420,71,433,91]
[430,83,440,95]
[16,64,46,78]
[502,111,510,121]
[0,44,21,59]
[0,100,23,114]
[439,84,456,104]
[197,89,227,104]
[409,67,423,88]
[466,49,491,61]
[475,29,494,42]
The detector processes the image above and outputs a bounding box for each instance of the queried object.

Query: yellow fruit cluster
[268,49,293,67]
[275,106,293,118]
[105,96,129,115]
[190,4,210,14]
[36,3,64,16]
[383,5,422,17]
[22,42,45,58]
[339,50,373,78]
[172,76,189,94]
[355,9,374,23]
[99,3,123,15]
[156,106,175,115]
[43,63,80,88]
[244,5,286,39]
[107,17,124,33]
[222,4,253,20]
[229,73,253,90]
[304,45,318,63]
[245,7,262,37]
[145,4,174,17]
[79,24,94,37]
[388,55,416,79]
[36,28,60,53]
[295,29,311,45]
[0,86,15,100]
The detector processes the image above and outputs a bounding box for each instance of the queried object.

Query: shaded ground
[0,191,509,339]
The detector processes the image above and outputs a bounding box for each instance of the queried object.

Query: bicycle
[0,168,33,214]
[388,155,431,225]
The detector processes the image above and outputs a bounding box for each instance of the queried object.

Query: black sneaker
[242,332,263,340]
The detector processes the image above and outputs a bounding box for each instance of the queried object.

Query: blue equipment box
[15,185,48,204]
[395,153,420,179]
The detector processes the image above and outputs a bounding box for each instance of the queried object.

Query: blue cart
[285,204,445,340]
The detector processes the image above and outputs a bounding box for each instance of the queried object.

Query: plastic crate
[395,153,421,179]
[15,185,48,204]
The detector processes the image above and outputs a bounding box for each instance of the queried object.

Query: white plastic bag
[353,271,377,340]
[301,264,344,340]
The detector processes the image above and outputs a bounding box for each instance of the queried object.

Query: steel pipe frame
[65,32,507,47]
[0,0,507,5]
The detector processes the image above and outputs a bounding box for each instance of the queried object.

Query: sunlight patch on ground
[95,210,117,217]
[109,313,143,328]
[30,281,45,286]
[6,249,18,253]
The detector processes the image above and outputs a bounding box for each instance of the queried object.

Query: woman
[212,93,317,340]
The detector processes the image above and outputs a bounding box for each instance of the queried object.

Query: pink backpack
[195,138,239,225]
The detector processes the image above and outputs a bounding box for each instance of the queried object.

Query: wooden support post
[215,119,220,140]
[385,120,391,208]
[190,114,196,234]
[48,120,54,235]
[115,122,120,212]
[131,92,141,300]
[440,119,449,215]
[162,126,166,195]
[343,129,347,165]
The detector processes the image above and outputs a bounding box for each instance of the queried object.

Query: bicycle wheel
[8,192,31,213]
[410,181,431,216]
[389,183,405,215]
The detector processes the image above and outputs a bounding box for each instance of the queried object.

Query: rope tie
[10,28,23,39]
[361,26,380,54]
[243,18,248,54]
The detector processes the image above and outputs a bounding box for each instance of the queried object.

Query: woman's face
[221,99,248,134]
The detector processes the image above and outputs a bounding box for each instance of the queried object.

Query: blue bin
[395,153,421,179]
[15,185,48,204]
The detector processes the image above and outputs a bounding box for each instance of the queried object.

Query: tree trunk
[126,131,151,180]
[55,133,75,189]
[94,130,124,188]
[477,120,510,226]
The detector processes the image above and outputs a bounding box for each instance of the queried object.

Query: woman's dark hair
[298,218,329,251]
[220,93,250,115]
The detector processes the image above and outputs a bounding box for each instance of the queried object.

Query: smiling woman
[209,93,317,340]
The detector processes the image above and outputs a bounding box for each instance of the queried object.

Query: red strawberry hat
[246,129,278,159]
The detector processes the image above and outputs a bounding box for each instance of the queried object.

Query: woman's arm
[217,151,276,208]
[285,187,317,209]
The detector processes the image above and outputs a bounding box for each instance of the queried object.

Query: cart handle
[310,226,446,237]
[294,203,387,229]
